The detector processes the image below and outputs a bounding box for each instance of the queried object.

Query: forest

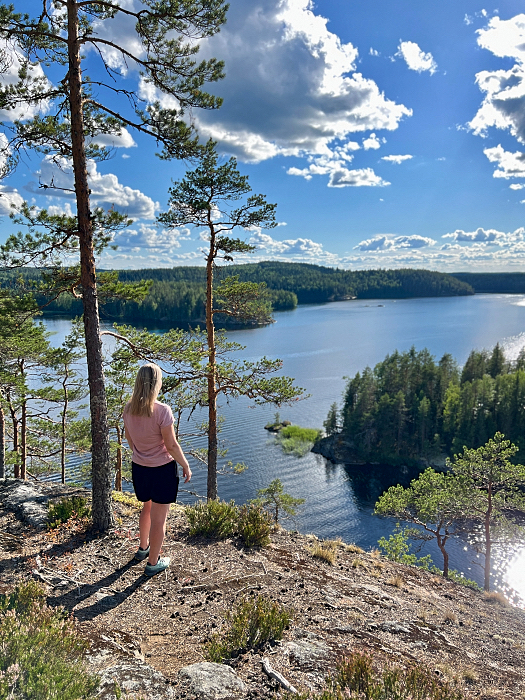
[451,272,525,293]
[326,343,525,465]
[0,264,474,325]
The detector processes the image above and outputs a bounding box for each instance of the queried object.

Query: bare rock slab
[179,662,246,700]
[0,480,48,529]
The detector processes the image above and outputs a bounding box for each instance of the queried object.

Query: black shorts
[132,461,179,504]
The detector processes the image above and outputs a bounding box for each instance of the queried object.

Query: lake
[42,293,525,602]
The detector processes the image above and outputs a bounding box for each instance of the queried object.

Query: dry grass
[344,543,364,554]
[462,667,478,685]
[386,574,404,588]
[444,609,457,624]
[309,540,338,565]
[484,591,510,608]
[352,557,366,569]
[369,548,381,558]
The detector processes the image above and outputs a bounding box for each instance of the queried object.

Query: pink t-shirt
[123,401,174,467]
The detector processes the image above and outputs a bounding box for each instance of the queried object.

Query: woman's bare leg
[148,502,170,565]
[139,500,152,550]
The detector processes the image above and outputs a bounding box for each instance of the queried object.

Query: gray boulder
[179,662,246,700]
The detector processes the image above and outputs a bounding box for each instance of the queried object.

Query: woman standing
[124,363,192,576]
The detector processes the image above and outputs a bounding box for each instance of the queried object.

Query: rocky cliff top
[0,479,524,699]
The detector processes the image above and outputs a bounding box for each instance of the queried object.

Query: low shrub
[205,596,292,662]
[238,504,272,547]
[186,499,238,539]
[289,650,466,700]
[47,495,91,529]
[0,581,98,700]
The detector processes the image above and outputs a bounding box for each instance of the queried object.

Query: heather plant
[290,650,466,700]
[205,596,292,662]
[0,581,98,700]
[186,499,238,538]
[237,503,273,547]
[47,495,91,529]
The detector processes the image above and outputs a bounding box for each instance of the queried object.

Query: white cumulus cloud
[483,145,525,179]
[381,155,413,164]
[469,14,525,184]
[25,156,159,219]
[396,41,437,74]
[193,0,411,185]
[354,234,436,251]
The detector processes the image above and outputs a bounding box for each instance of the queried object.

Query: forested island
[1,263,474,325]
[316,343,525,467]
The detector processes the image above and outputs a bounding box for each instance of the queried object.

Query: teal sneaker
[145,557,170,576]
[134,545,150,561]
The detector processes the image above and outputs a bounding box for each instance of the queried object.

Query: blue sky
[1,0,525,271]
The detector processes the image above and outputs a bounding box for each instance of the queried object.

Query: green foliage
[377,524,424,566]
[323,402,339,436]
[275,425,322,457]
[375,469,464,576]
[7,263,475,324]
[334,341,525,464]
[291,650,466,700]
[47,496,91,529]
[205,596,292,662]
[448,432,525,591]
[0,581,99,700]
[186,500,238,539]
[249,478,305,523]
[238,504,273,547]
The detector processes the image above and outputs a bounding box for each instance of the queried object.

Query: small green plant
[238,503,272,547]
[47,495,91,529]
[0,581,99,700]
[111,491,142,510]
[249,478,305,523]
[290,650,466,699]
[205,596,292,662]
[186,499,239,538]
[275,425,322,457]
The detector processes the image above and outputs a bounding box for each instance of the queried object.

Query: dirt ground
[1,484,525,699]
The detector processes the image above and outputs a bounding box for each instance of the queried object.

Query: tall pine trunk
[67,0,113,530]
[205,224,218,500]
[0,403,5,479]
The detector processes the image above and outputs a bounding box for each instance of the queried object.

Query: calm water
[43,294,525,601]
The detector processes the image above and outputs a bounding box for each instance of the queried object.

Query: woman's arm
[161,424,192,482]
[124,426,135,454]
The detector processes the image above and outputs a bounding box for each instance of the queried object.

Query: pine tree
[0,1,227,528]
[159,141,303,499]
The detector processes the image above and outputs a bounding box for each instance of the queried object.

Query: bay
[43,293,525,601]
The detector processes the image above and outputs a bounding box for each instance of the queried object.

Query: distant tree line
[0,264,474,326]
[451,272,525,294]
[327,343,525,464]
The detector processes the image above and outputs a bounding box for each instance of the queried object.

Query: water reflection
[40,295,525,604]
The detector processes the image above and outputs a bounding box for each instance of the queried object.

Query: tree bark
[67,0,113,530]
[61,371,68,484]
[0,403,5,479]
[484,487,492,592]
[8,394,19,479]
[437,532,449,578]
[20,396,26,480]
[115,425,122,492]
[205,220,218,501]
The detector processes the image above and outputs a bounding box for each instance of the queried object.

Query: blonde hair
[125,363,163,417]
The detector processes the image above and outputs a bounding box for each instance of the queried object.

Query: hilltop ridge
[0,479,524,698]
